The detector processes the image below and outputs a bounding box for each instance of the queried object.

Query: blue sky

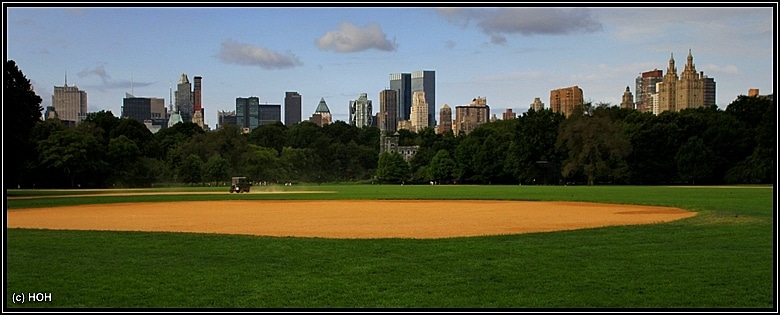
[5,4,776,127]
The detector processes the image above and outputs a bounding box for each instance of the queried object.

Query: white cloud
[316,22,397,53]
[217,39,303,70]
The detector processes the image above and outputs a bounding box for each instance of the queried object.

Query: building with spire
[175,73,193,123]
[52,74,87,127]
[167,81,183,128]
[657,50,712,113]
[309,97,332,127]
[620,86,634,109]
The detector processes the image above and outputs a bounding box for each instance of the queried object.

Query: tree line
[6,60,775,188]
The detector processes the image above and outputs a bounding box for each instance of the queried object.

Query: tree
[37,129,107,188]
[557,109,632,186]
[203,154,230,184]
[108,135,141,186]
[177,154,204,185]
[5,60,43,186]
[675,136,715,185]
[428,149,456,184]
[375,152,410,184]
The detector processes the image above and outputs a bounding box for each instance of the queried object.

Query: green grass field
[5,185,775,309]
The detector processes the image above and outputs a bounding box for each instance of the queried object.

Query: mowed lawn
[5,185,775,309]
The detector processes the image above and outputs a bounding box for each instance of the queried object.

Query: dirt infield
[6,200,697,239]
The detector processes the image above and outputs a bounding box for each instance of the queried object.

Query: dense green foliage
[5,185,774,308]
[6,60,775,188]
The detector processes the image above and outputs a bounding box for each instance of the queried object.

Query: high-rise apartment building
[412,70,435,127]
[620,86,634,109]
[549,86,583,117]
[349,93,373,128]
[635,69,663,113]
[438,104,452,134]
[503,108,516,120]
[657,50,709,113]
[284,91,302,126]
[530,97,545,112]
[410,91,428,132]
[236,96,260,133]
[378,89,398,134]
[454,96,489,136]
[703,77,716,108]
[389,73,411,121]
[52,77,87,126]
[176,73,193,123]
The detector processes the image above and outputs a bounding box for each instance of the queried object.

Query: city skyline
[5,5,775,128]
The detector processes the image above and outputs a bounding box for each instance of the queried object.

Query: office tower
[620,86,634,109]
[530,97,545,111]
[52,75,87,127]
[635,69,663,113]
[390,72,411,121]
[658,50,708,113]
[412,70,435,127]
[410,91,428,132]
[503,108,516,120]
[176,73,193,123]
[258,103,282,126]
[549,86,583,117]
[349,93,373,128]
[379,89,398,134]
[438,104,452,134]
[236,96,260,132]
[122,93,152,122]
[454,96,489,136]
[284,91,302,126]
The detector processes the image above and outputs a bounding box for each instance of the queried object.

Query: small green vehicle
[230,176,251,193]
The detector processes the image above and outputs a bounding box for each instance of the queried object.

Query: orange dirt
[6,200,697,239]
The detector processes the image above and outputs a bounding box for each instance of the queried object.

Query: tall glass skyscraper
[389,73,411,121]
[412,70,435,127]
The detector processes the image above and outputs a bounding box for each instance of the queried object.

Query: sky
[5,4,777,128]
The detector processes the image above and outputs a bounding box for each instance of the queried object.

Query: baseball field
[4,184,775,309]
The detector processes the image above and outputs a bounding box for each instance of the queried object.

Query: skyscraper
[438,104,452,134]
[236,96,260,132]
[192,76,205,129]
[309,97,332,127]
[379,89,398,134]
[349,93,373,128]
[52,75,87,127]
[412,70,435,127]
[284,91,302,126]
[389,72,411,121]
[635,69,663,113]
[176,73,193,123]
[657,50,709,113]
[259,103,282,126]
[410,91,428,132]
